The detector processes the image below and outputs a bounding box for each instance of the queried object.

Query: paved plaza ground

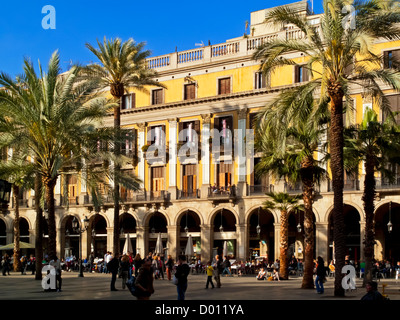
[0,270,399,301]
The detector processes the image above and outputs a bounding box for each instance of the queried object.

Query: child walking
[205,261,215,289]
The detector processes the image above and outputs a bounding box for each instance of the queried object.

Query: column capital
[137,123,146,132]
[238,107,248,120]
[201,113,212,124]
[168,118,178,123]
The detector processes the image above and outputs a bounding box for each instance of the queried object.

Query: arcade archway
[328,204,361,262]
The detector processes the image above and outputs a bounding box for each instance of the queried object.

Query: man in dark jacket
[361,281,384,301]
[175,255,190,300]
[108,254,120,291]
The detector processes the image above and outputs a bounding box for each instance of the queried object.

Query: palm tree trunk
[301,157,315,289]
[12,185,21,272]
[362,155,376,287]
[34,174,43,280]
[280,209,289,280]
[329,83,346,297]
[113,97,122,257]
[44,177,57,260]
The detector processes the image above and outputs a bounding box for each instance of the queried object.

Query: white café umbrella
[185,234,194,258]
[155,233,164,255]
[223,241,228,257]
[122,233,133,255]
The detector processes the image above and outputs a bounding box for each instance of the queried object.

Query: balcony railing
[327,179,360,191]
[248,185,273,195]
[208,185,236,198]
[177,189,200,199]
[285,182,303,193]
[376,177,400,189]
[146,22,321,72]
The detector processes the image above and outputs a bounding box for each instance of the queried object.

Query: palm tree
[253,0,400,296]
[255,89,328,288]
[83,37,166,256]
[344,107,400,286]
[0,51,120,260]
[263,192,303,280]
[0,157,35,272]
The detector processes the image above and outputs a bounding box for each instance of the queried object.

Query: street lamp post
[72,216,89,277]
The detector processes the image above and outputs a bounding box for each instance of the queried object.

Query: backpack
[126,275,138,297]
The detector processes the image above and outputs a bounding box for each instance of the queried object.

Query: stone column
[135,226,148,257]
[56,227,62,259]
[106,227,113,253]
[137,123,146,190]
[200,114,212,199]
[167,225,179,261]
[315,222,329,262]
[79,159,88,205]
[168,119,178,200]
[55,178,61,207]
[274,223,281,261]
[359,221,365,262]
[81,227,89,260]
[200,224,213,263]
[236,223,247,261]
[237,108,247,197]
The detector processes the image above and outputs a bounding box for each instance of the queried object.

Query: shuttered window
[383,49,400,69]
[217,162,232,188]
[218,78,231,95]
[147,125,166,146]
[184,83,196,100]
[121,93,135,110]
[151,166,164,197]
[294,65,309,83]
[178,120,200,143]
[152,89,163,105]
[183,164,197,193]
[255,72,267,89]
[385,94,400,124]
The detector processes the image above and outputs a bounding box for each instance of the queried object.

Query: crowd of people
[2,250,399,300]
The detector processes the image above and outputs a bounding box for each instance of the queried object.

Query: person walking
[2,254,10,276]
[157,256,165,280]
[134,258,155,300]
[120,254,130,290]
[165,255,174,281]
[49,255,62,292]
[213,255,223,288]
[175,255,190,300]
[108,254,120,291]
[222,256,232,276]
[315,256,326,294]
[205,261,215,289]
[20,256,27,275]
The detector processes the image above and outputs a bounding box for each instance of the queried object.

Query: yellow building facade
[4,0,400,266]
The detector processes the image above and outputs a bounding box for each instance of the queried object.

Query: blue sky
[0,0,323,77]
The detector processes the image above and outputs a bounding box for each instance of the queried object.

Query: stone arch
[0,217,7,245]
[246,205,275,260]
[207,206,239,226]
[143,209,171,228]
[175,208,204,229]
[325,201,364,223]
[245,204,277,225]
[327,203,362,262]
[374,200,400,262]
